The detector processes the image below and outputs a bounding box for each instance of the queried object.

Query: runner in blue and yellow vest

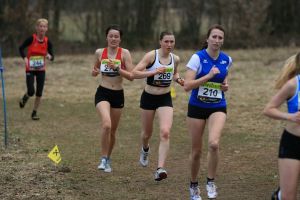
[19,18,54,120]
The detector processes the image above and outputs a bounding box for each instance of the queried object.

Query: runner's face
[160,35,175,53]
[36,22,48,36]
[207,29,224,51]
[106,29,121,48]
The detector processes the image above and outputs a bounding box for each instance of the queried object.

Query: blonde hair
[275,52,300,89]
[36,18,48,26]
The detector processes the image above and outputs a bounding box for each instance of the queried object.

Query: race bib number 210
[197,82,222,103]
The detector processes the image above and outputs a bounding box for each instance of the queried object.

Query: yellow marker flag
[171,86,176,98]
[48,145,61,164]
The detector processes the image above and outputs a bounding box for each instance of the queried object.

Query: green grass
[0,48,300,199]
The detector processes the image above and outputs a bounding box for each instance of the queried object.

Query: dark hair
[201,24,225,49]
[159,31,174,40]
[105,24,123,38]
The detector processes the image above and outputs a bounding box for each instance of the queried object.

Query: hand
[46,53,52,60]
[107,59,115,69]
[176,77,184,86]
[288,112,300,124]
[92,67,100,76]
[208,66,220,78]
[221,82,229,92]
[155,66,166,75]
[24,57,28,67]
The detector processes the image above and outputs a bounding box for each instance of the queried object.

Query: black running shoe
[31,111,40,120]
[19,94,29,108]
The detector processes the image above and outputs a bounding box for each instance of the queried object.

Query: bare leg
[107,107,122,157]
[140,109,155,149]
[279,158,300,200]
[33,96,41,111]
[207,112,226,179]
[96,101,112,157]
[187,117,206,182]
[156,107,173,168]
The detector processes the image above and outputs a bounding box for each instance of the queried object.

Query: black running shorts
[278,129,300,160]
[94,85,124,108]
[187,104,227,120]
[140,90,173,110]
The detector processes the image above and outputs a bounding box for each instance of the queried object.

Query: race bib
[100,59,121,77]
[29,56,44,69]
[153,67,173,86]
[197,82,222,103]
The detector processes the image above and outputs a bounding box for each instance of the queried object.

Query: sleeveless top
[99,47,124,77]
[146,50,175,87]
[287,75,300,113]
[26,34,48,72]
[188,49,232,108]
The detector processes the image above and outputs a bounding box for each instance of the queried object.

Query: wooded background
[1,0,299,56]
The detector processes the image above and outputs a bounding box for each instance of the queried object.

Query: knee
[208,141,219,152]
[142,131,152,140]
[160,128,170,141]
[27,90,35,97]
[101,122,111,133]
[191,149,202,161]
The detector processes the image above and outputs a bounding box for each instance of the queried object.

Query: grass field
[0,48,299,199]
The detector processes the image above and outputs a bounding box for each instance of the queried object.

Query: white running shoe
[139,147,149,167]
[98,158,106,170]
[206,182,217,199]
[154,168,167,181]
[190,186,202,200]
[104,158,112,173]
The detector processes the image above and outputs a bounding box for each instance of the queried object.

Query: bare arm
[263,78,300,123]
[91,49,102,77]
[132,50,166,79]
[221,76,229,92]
[118,49,134,81]
[172,55,184,86]
[183,66,220,92]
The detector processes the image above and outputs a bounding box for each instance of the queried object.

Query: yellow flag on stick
[48,145,61,164]
[171,86,176,99]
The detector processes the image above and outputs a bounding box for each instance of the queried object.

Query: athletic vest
[26,34,48,71]
[287,75,300,113]
[146,50,175,87]
[189,49,232,108]
[100,47,124,77]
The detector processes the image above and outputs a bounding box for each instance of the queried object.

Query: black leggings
[26,71,45,97]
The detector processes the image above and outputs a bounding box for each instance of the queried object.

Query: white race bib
[100,59,121,77]
[153,67,173,86]
[197,82,222,103]
[29,56,44,69]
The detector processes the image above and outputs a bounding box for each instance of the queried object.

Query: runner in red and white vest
[92,24,134,173]
[19,18,54,120]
